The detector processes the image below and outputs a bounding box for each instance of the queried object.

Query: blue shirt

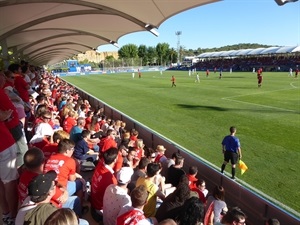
[74,138,89,160]
[58,100,66,111]
[222,135,240,153]
[69,126,83,143]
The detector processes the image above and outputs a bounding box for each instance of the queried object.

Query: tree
[104,55,115,68]
[118,44,138,59]
[78,59,90,65]
[166,48,178,65]
[138,45,148,66]
[146,46,157,65]
[105,55,115,60]
[156,43,169,66]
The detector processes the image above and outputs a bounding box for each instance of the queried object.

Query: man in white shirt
[103,167,134,225]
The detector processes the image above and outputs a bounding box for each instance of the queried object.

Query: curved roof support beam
[31,49,75,59]
[33,54,68,62]
[34,53,71,61]
[32,54,74,65]
[33,53,70,61]
[33,55,70,65]
[29,48,81,60]
[13,32,107,56]
[25,42,93,57]
[30,49,80,61]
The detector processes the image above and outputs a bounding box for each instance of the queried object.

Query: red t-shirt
[130,135,138,141]
[135,147,143,160]
[99,120,106,128]
[87,123,100,132]
[85,117,92,128]
[113,151,123,173]
[18,170,39,204]
[257,68,262,76]
[51,88,58,99]
[0,122,15,152]
[187,174,198,189]
[91,162,117,210]
[42,143,58,161]
[0,89,20,129]
[44,153,76,187]
[14,74,29,102]
[94,123,101,132]
[63,117,77,133]
[101,137,117,152]
[31,137,50,150]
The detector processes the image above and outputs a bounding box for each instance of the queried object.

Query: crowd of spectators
[0,60,281,225]
[199,55,300,72]
[169,54,300,73]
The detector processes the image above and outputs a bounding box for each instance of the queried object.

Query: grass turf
[63,71,300,213]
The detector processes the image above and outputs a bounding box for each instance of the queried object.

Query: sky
[97,0,300,53]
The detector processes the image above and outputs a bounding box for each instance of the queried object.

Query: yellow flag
[239,160,248,175]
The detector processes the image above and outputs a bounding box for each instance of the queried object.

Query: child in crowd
[73,130,99,163]
[195,179,209,197]
[187,166,198,189]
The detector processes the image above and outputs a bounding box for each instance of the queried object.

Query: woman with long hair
[204,185,227,225]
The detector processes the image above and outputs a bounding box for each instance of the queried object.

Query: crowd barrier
[56,66,167,77]
[68,81,300,225]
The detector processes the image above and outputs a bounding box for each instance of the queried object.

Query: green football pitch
[63,70,300,214]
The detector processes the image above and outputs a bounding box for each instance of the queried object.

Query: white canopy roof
[235,49,254,56]
[260,46,281,54]
[197,46,300,58]
[276,46,300,53]
[247,48,266,55]
[0,0,220,66]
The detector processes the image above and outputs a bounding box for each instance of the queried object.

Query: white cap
[117,167,134,184]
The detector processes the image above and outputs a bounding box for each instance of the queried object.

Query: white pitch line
[223,98,296,112]
[290,81,299,89]
[222,84,299,112]
[223,86,298,100]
